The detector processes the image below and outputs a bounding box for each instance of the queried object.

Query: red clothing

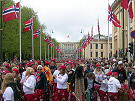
[35,89,46,101]
[24,94,36,101]
[52,83,57,101]
[46,83,51,101]
[94,85,101,101]
[108,92,120,101]
[99,90,108,101]
[54,89,68,101]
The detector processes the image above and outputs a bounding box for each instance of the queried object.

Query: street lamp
[81,29,85,60]
[50,29,54,59]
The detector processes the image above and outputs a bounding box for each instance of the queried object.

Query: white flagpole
[53,43,54,59]
[32,15,34,61]
[108,0,109,60]
[19,0,21,63]
[98,17,99,61]
[128,10,130,62]
[48,44,49,60]
[44,42,46,60]
[40,27,41,60]
[92,39,93,60]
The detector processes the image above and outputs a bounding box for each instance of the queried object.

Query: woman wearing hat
[2,73,21,101]
[34,65,47,101]
[22,67,36,101]
[53,65,68,101]
[93,64,104,101]
[12,68,21,91]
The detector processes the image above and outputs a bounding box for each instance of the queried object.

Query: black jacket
[130,73,135,89]
[35,72,47,95]
[112,67,127,83]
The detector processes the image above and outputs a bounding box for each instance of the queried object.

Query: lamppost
[81,29,85,60]
[50,29,54,59]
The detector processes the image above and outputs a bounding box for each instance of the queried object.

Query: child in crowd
[85,72,101,101]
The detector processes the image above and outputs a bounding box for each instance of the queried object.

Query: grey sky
[14,0,114,42]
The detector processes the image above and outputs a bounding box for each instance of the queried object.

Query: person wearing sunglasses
[35,65,47,101]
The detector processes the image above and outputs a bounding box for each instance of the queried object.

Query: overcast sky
[14,0,114,42]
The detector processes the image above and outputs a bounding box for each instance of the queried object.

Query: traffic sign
[131,30,135,39]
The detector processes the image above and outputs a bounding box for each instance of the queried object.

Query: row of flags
[2,1,134,56]
[44,33,61,53]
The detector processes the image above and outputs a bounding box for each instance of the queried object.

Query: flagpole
[19,0,21,63]
[32,15,34,61]
[88,43,89,60]
[53,43,54,59]
[98,16,99,61]
[128,10,130,62]
[108,0,109,60]
[40,27,41,60]
[56,46,57,60]
[48,43,49,61]
[44,42,46,60]
[92,39,93,60]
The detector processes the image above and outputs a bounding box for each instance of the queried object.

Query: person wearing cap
[4,64,10,72]
[1,70,10,81]
[41,60,52,101]
[129,66,135,100]
[49,59,57,74]
[108,72,121,101]
[12,68,21,91]
[93,64,104,101]
[53,65,68,101]
[22,67,36,101]
[112,61,127,84]
[34,65,47,101]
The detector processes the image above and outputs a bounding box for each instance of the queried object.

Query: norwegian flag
[51,42,54,48]
[120,0,133,19]
[76,50,78,54]
[24,17,33,32]
[2,2,20,22]
[33,26,40,39]
[34,72,40,82]
[79,46,82,52]
[55,46,57,51]
[108,4,121,28]
[48,40,52,48]
[87,32,90,44]
[58,48,61,53]
[97,18,100,39]
[14,57,17,61]
[42,68,49,75]
[91,26,93,40]
[44,33,49,42]
[83,37,87,49]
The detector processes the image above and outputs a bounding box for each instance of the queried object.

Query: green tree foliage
[1,0,59,61]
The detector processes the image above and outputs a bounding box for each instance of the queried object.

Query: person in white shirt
[93,64,104,101]
[22,67,36,101]
[53,65,68,101]
[108,72,121,101]
[2,73,20,101]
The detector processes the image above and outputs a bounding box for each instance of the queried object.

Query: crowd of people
[0,57,135,101]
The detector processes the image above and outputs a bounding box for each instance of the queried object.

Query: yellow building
[111,0,135,57]
[82,35,112,60]
[59,42,79,58]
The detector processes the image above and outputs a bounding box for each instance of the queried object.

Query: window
[101,44,103,49]
[96,44,98,49]
[90,44,92,49]
[91,52,92,57]
[111,43,112,49]
[101,52,103,57]
[96,52,98,57]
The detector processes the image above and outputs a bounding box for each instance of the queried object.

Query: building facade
[111,0,135,57]
[59,42,79,58]
[82,35,112,60]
